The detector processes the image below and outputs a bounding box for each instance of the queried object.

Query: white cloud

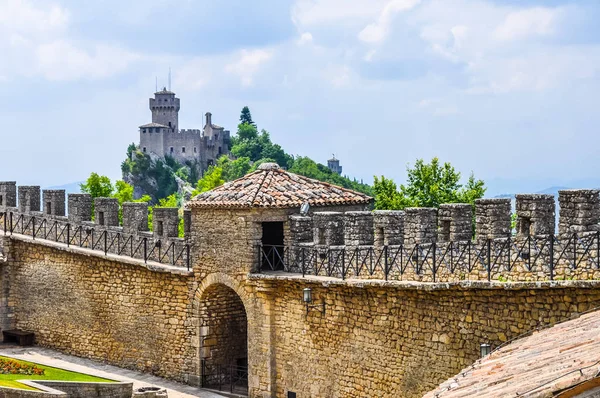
[297,32,314,46]
[494,7,561,42]
[225,49,273,87]
[292,0,386,27]
[358,0,421,43]
[0,0,138,82]
[35,41,139,81]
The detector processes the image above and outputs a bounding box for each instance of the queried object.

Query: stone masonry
[515,194,555,236]
[67,194,92,223]
[475,198,511,240]
[558,189,600,235]
[373,210,404,246]
[18,186,40,213]
[42,190,66,217]
[404,207,437,244]
[122,202,149,234]
[313,212,345,246]
[438,203,472,242]
[0,182,16,210]
[94,198,119,227]
[344,211,374,246]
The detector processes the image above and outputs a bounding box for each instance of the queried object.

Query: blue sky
[1,0,600,196]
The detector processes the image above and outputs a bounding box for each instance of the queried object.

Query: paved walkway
[0,346,227,398]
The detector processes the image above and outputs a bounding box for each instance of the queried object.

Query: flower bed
[0,358,44,376]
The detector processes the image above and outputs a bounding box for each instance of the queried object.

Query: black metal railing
[258,231,600,282]
[201,360,248,395]
[0,211,190,270]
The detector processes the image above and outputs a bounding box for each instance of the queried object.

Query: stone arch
[193,273,253,394]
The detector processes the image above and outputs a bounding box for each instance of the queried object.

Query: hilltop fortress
[138,88,230,173]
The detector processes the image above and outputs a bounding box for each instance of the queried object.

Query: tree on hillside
[239,106,255,126]
[373,158,485,210]
[193,166,225,196]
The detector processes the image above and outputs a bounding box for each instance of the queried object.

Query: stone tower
[150,88,180,130]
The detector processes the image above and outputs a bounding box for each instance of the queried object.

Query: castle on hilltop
[138,88,230,173]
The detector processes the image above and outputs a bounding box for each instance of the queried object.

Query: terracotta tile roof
[189,163,372,209]
[424,309,600,398]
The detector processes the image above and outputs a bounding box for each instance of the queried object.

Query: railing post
[186,244,190,271]
[301,247,306,277]
[573,233,577,269]
[104,231,108,255]
[143,238,148,263]
[32,216,36,240]
[3,212,6,235]
[415,243,419,274]
[384,246,388,281]
[549,234,554,280]
[67,224,70,247]
[9,212,13,236]
[432,242,437,282]
[487,238,491,281]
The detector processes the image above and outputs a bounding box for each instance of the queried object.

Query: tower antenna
[168,67,171,91]
[155,76,157,92]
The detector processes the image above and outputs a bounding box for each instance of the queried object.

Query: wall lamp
[480,343,491,358]
[303,288,325,315]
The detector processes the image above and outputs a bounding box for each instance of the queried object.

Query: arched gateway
[199,283,248,394]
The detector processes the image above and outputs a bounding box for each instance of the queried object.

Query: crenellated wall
[0,182,188,267]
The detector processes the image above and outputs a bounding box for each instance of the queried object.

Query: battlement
[0,182,189,268]
[256,189,600,282]
[179,129,202,135]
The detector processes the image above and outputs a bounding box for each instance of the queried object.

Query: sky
[1,0,600,196]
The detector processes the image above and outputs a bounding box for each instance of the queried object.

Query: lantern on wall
[480,343,491,358]
[302,287,325,315]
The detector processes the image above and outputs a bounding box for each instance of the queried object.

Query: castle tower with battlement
[138,89,230,173]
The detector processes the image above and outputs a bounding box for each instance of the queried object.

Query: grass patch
[0,356,114,390]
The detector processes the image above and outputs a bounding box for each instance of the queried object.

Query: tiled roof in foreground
[189,163,373,209]
[424,309,600,398]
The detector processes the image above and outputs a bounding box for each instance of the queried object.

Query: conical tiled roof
[189,163,372,209]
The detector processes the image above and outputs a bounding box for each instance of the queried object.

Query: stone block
[68,194,92,223]
[18,186,40,213]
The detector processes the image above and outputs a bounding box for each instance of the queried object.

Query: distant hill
[493,186,572,199]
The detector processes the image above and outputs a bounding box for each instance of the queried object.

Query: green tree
[218,156,252,181]
[193,166,225,196]
[373,158,486,210]
[80,173,114,199]
[239,106,255,126]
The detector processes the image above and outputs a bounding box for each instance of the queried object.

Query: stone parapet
[18,186,40,213]
[344,211,374,246]
[475,198,511,240]
[313,212,345,246]
[558,189,600,235]
[94,198,119,227]
[373,210,404,246]
[404,207,437,244]
[122,202,149,234]
[42,190,66,217]
[515,194,555,236]
[438,204,472,242]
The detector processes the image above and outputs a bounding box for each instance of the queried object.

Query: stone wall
[254,275,600,398]
[5,231,600,398]
[3,237,195,381]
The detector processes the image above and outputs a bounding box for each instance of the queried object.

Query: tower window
[194,147,197,153]
[168,122,172,128]
[218,146,222,155]
[142,129,146,133]
[143,147,146,153]
[170,147,174,153]
[182,147,186,153]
